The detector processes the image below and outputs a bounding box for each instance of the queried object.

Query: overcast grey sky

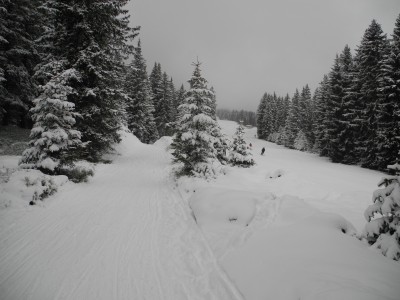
[126,0,400,111]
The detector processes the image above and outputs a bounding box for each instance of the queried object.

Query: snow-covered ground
[1,120,399,300]
[0,132,242,300]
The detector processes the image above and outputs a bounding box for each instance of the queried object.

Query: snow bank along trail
[0,134,243,300]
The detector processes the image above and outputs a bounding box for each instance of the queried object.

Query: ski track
[0,143,243,300]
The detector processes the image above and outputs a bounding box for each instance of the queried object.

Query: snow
[0,120,399,300]
[0,131,241,300]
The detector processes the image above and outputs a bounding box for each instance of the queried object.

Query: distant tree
[284,89,300,148]
[171,62,222,178]
[150,63,164,132]
[256,93,268,139]
[299,85,314,150]
[312,76,330,154]
[157,72,173,136]
[124,40,159,143]
[229,123,254,167]
[175,84,186,120]
[217,108,256,126]
[325,55,346,162]
[336,45,355,163]
[168,77,177,133]
[294,130,308,151]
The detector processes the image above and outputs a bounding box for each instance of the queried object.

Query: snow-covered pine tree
[206,88,230,165]
[313,75,330,155]
[262,94,275,140]
[175,84,186,118]
[341,49,364,165]
[167,77,177,134]
[336,45,355,164]
[298,85,314,150]
[20,62,83,175]
[284,89,301,148]
[155,72,173,136]
[256,93,268,139]
[171,62,222,178]
[294,129,308,151]
[209,86,217,120]
[124,40,159,144]
[325,55,346,162]
[150,62,164,133]
[376,14,400,171]
[229,122,254,167]
[354,20,389,168]
[364,160,400,261]
[0,0,41,127]
[47,0,138,162]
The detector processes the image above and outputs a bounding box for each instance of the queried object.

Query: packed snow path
[0,136,243,300]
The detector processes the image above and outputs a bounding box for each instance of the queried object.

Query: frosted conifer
[171,62,222,178]
[376,14,400,170]
[20,63,83,174]
[364,160,400,261]
[229,123,254,167]
[125,40,159,144]
[0,0,41,127]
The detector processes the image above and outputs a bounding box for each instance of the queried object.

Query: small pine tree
[171,61,221,178]
[364,160,400,261]
[294,130,308,151]
[229,123,254,167]
[20,63,83,175]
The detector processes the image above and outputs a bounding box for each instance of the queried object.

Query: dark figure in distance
[261,147,265,155]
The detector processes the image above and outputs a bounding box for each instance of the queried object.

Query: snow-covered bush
[229,123,254,167]
[267,131,280,143]
[59,161,94,183]
[25,175,58,205]
[364,163,400,261]
[1,169,68,208]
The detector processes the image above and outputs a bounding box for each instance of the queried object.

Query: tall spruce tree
[336,45,355,164]
[325,55,346,162]
[171,62,222,178]
[0,0,41,127]
[256,93,268,139]
[354,20,389,168]
[284,89,300,148]
[376,14,400,169]
[22,0,138,167]
[150,62,164,133]
[156,72,173,136]
[298,85,314,150]
[124,40,158,144]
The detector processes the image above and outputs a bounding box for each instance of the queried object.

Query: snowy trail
[0,136,243,300]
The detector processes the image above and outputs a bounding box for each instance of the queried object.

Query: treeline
[0,0,185,181]
[217,109,256,126]
[257,16,400,171]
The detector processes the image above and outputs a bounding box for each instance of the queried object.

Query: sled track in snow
[0,142,243,300]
